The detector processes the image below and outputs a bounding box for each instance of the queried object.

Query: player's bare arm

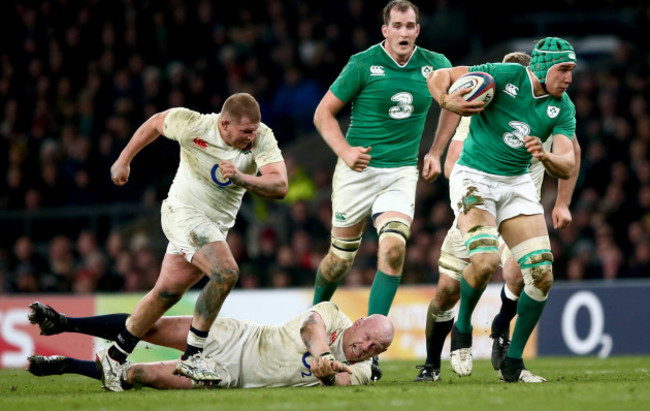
[444,140,464,178]
[221,160,288,199]
[111,109,171,186]
[300,311,353,386]
[527,134,575,179]
[428,67,484,116]
[300,311,333,357]
[552,135,581,229]
[314,90,371,172]
[422,109,461,183]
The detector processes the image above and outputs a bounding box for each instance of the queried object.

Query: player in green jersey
[311,1,451,380]
[424,37,578,382]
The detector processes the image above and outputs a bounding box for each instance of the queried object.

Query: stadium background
[1,1,649,368]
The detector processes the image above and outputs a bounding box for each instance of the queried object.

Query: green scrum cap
[530,37,577,83]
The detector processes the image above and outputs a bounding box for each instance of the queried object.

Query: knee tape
[510,236,553,285]
[463,226,499,256]
[330,235,362,261]
[524,284,547,301]
[430,307,455,322]
[438,250,468,282]
[500,244,513,267]
[377,217,411,244]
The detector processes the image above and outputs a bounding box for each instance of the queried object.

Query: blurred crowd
[1,1,649,294]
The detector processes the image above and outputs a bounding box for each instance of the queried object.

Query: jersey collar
[526,67,549,100]
[379,40,417,68]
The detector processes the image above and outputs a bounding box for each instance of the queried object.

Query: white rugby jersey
[203,302,372,388]
[162,107,283,228]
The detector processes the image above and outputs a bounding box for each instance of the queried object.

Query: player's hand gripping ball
[448,72,496,107]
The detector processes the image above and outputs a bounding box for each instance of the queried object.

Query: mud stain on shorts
[189,231,211,248]
[457,186,484,214]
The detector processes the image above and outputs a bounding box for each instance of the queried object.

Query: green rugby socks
[368,270,401,316]
[455,276,486,333]
[508,289,547,358]
[313,266,341,304]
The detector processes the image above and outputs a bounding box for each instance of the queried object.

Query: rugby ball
[448,72,496,106]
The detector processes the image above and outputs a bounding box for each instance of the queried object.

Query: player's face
[222,116,259,149]
[545,63,576,98]
[344,318,389,362]
[381,7,419,63]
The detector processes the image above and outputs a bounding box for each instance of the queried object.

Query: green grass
[1,357,649,411]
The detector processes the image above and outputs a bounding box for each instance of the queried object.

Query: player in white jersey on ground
[97,93,288,391]
[28,301,394,388]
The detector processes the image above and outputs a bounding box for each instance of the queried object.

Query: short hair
[503,51,531,66]
[383,0,419,25]
[221,93,261,123]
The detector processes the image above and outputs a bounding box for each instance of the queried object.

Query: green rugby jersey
[330,42,452,168]
[457,63,576,176]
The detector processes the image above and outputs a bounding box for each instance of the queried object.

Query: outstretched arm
[444,139,464,179]
[552,135,581,229]
[111,110,171,186]
[300,311,353,386]
[422,109,461,183]
[422,67,483,183]
[313,90,371,172]
[219,160,288,199]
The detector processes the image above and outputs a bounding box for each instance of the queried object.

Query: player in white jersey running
[28,301,394,388]
[97,93,288,391]
[424,37,578,382]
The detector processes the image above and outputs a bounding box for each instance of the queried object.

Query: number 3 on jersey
[389,92,414,120]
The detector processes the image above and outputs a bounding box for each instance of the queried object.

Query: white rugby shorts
[331,159,418,227]
[449,164,543,226]
[161,198,228,263]
[190,317,257,389]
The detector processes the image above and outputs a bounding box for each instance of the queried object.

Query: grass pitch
[1,356,649,411]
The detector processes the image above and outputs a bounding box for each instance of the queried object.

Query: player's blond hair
[222,93,261,123]
[383,0,419,25]
[503,51,531,66]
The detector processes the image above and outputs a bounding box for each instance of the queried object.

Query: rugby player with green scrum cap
[422,37,578,382]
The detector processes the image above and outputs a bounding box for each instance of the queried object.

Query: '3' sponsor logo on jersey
[502,121,530,148]
[389,92,414,120]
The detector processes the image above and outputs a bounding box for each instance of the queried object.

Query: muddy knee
[323,235,362,281]
[512,236,554,299]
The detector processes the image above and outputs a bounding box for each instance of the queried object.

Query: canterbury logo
[504,83,519,97]
[370,66,385,76]
[193,137,207,149]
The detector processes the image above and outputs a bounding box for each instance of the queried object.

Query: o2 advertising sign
[538,283,650,356]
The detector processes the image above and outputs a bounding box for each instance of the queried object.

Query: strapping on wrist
[440,92,449,109]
